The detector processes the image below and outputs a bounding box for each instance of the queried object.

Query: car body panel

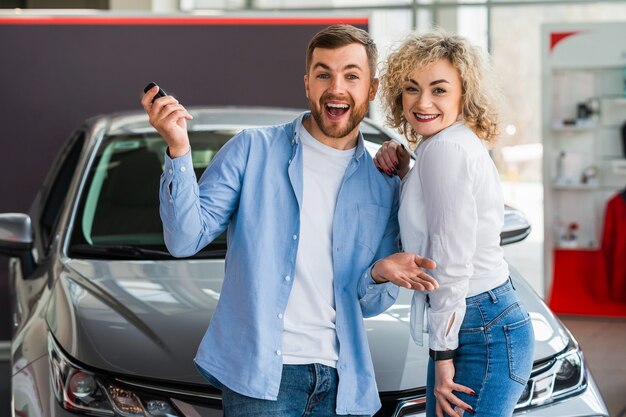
[41,258,570,393]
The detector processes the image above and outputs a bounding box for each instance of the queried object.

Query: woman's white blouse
[399,122,509,351]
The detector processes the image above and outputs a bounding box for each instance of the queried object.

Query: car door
[9,129,86,335]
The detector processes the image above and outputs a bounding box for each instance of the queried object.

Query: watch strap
[429,348,457,361]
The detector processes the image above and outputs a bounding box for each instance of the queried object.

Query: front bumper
[12,355,608,417]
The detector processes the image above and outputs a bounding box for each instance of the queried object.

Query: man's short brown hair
[306,24,378,77]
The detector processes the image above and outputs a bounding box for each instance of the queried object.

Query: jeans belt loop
[488,289,498,303]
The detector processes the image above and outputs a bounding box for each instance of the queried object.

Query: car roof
[97,106,388,137]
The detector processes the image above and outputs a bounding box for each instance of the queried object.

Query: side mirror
[501,206,532,246]
[0,213,34,257]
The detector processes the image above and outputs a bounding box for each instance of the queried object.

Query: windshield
[69,130,238,259]
[68,123,390,260]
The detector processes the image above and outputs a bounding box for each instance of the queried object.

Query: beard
[308,93,368,139]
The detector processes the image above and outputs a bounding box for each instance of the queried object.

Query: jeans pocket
[504,315,534,385]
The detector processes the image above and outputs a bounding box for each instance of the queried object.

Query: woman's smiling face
[402,58,463,139]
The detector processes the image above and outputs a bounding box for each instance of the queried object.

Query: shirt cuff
[427,310,462,351]
[164,149,195,181]
[358,265,397,299]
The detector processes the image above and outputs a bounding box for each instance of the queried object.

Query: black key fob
[144,82,167,103]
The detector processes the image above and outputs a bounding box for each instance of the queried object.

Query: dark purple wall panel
[0,16,368,340]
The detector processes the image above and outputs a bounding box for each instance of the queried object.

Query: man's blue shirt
[159,112,400,415]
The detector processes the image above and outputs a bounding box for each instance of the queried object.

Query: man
[141,24,437,417]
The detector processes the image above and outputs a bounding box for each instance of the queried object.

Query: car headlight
[384,341,587,417]
[48,334,182,416]
[516,343,586,410]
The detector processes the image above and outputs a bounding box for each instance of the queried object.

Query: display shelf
[550,123,596,131]
[600,97,626,127]
[553,245,599,251]
[611,159,626,175]
[552,184,598,190]
[600,96,626,104]
[552,184,623,191]
[542,23,626,310]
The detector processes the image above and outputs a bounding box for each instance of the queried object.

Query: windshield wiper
[69,244,227,260]
[193,248,227,259]
[69,244,174,259]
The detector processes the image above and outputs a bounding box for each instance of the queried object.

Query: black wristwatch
[429,349,457,361]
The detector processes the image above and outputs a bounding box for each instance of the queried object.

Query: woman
[373,32,534,417]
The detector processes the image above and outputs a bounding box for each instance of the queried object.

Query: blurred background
[1,0,625,416]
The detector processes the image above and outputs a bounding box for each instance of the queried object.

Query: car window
[360,121,394,146]
[39,131,86,253]
[68,124,389,260]
[69,130,238,259]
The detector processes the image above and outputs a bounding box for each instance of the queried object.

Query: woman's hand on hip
[434,360,476,417]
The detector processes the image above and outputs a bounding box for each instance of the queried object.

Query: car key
[144,82,168,103]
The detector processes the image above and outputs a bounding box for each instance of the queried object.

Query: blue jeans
[426,279,534,417]
[222,364,370,417]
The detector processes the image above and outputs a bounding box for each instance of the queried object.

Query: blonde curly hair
[379,31,501,145]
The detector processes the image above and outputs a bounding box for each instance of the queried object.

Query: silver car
[0,108,608,417]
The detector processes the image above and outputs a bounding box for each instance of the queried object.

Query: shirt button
[284,275,291,282]
[276,350,281,356]
[168,169,173,175]
[169,199,174,204]
[292,235,297,240]
[180,166,186,172]
[277,313,283,319]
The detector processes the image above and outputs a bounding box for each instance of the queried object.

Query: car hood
[47,259,569,392]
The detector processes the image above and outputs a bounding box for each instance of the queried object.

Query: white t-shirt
[282,125,355,367]
[399,122,509,351]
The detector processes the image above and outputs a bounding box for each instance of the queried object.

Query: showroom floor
[1,181,625,416]
[561,316,626,417]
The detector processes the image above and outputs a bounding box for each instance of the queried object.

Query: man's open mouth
[326,102,350,119]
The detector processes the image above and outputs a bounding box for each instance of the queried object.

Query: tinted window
[40,132,85,252]
[68,123,387,260]
[69,130,237,259]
